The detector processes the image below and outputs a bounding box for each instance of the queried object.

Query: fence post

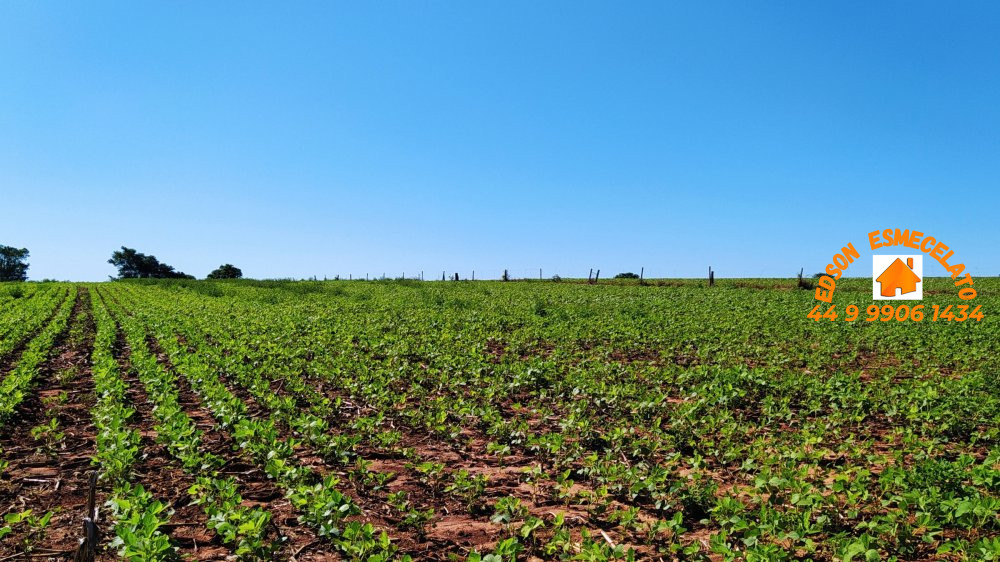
[709,266,714,287]
[588,268,593,284]
[640,267,644,283]
[595,269,600,283]
[73,471,98,562]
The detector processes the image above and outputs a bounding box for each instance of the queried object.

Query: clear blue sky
[2,2,997,281]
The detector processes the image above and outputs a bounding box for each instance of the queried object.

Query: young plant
[3,509,54,554]
[106,483,177,560]
[491,496,529,526]
[30,417,65,455]
[446,469,489,513]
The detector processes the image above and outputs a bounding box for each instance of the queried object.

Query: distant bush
[551,275,562,282]
[615,272,640,279]
[207,264,243,279]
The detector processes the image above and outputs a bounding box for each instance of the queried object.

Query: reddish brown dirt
[143,335,341,561]
[310,342,758,558]
[289,380,670,559]
[158,334,516,558]
[154,326,697,559]
[109,321,227,560]
[0,288,109,561]
[484,339,505,364]
[98,288,326,559]
[367,418,685,559]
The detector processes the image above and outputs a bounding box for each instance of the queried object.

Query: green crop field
[0,279,997,561]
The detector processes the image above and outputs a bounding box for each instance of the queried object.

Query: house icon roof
[876,257,920,297]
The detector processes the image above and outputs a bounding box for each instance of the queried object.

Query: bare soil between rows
[0,288,107,561]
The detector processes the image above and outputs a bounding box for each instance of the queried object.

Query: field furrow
[144,334,340,560]
[100,295,290,560]
[102,287,369,560]
[0,287,99,559]
[0,287,71,376]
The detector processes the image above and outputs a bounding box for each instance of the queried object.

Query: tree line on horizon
[4,243,915,284]
[0,244,242,282]
[1,247,657,283]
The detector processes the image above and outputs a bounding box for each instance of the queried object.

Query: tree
[0,245,30,282]
[207,264,243,279]
[614,272,640,279]
[108,247,193,279]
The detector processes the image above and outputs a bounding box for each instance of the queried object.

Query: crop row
[89,288,178,559]
[102,288,407,561]
[0,286,75,427]
[110,285,515,550]
[96,288,282,559]
[109,283,693,557]
[0,283,39,315]
[0,285,68,360]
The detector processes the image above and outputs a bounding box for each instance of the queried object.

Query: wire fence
[315,267,650,282]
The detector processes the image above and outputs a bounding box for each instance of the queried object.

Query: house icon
[876,257,920,297]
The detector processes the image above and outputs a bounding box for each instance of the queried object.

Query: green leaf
[954,500,974,518]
